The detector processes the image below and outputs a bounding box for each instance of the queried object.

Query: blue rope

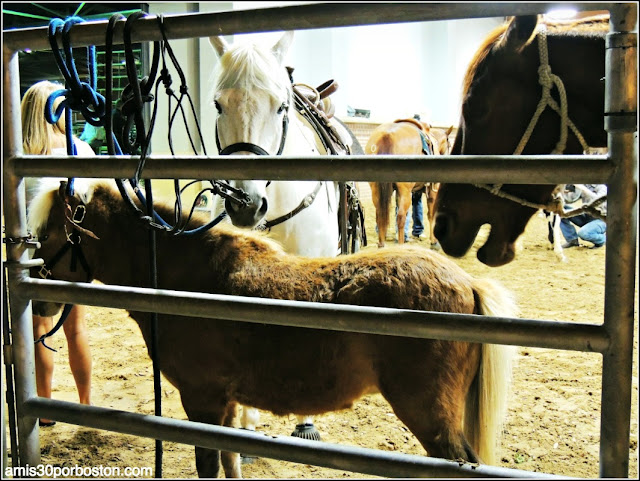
[45,14,230,236]
[45,16,102,197]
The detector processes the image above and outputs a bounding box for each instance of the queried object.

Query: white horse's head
[210,31,294,228]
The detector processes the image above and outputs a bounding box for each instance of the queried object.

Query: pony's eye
[214,100,222,114]
[277,102,287,114]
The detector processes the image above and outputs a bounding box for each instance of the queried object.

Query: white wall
[148,2,504,155]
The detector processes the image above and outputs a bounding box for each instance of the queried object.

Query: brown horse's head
[434,15,607,266]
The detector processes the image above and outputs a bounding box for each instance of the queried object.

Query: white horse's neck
[265,111,340,258]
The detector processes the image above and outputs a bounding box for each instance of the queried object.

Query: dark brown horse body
[434,15,608,266]
[29,179,515,477]
[367,119,452,248]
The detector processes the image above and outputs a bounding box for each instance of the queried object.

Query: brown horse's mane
[545,14,609,36]
[461,14,609,99]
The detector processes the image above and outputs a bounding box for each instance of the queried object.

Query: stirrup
[291,423,321,441]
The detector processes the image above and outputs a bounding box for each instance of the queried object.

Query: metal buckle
[39,266,52,279]
[72,204,86,224]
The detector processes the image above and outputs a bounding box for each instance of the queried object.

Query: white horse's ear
[209,36,230,57]
[272,31,294,64]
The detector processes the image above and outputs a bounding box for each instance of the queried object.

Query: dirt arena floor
[4,182,638,478]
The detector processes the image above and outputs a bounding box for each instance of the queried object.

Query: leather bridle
[215,102,290,157]
[37,202,95,283]
[214,97,326,229]
[34,200,97,352]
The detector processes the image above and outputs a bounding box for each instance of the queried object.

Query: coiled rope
[474,22,605,219]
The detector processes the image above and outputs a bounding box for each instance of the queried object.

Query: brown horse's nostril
[433,213,450,242]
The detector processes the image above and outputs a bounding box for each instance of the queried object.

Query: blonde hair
[21,80,67,155]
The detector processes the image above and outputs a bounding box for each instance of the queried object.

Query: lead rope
[475,22,597,217]
[514,23,590,156]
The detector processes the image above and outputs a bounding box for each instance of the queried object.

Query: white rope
[514,23,590,155]
[474,21,595,215]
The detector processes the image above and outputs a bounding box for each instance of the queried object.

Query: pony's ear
[499,15,538,53]
[209,35,230,57]
[57,181,68,200]
[272,31,294,64]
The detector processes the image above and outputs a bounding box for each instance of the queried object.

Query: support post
[2,47,41,467]
[600,3,638,477]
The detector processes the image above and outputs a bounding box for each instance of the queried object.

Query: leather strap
[262,182,324,229]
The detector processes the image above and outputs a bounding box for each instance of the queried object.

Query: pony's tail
[465,278,518,466]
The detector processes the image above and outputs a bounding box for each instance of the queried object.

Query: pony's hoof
[291,423,321,441]
[241,454,257,465]
[430,241,441,251]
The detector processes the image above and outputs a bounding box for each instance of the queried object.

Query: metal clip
[39,266,52,279]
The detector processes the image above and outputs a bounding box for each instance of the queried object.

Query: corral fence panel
[2,2,637,478]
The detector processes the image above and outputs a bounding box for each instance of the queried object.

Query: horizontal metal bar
[9,154,612,184]
[18,277,609,353]
[23,397,572,479]
[3,2,613,52]
[3,259,43,269]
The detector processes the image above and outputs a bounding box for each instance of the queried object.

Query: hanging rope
[40,15,104,347]
[474,21,603,219]
[102,12,247,236]
[46,15,106,197]
[513,23,590,156]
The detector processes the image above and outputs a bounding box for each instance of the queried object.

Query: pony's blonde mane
[26,178,105,236]
[461,14,609,99]
[25,177,289,255]
[212,42,291,103]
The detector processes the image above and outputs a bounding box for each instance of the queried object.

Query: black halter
[34,202,94,352]
[215,104,290,156]
[37,204,93,284]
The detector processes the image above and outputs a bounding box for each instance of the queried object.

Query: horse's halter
[473,22,603,219]
[215,102,290,156]
[213,96,324,229]
[37,201,96,284]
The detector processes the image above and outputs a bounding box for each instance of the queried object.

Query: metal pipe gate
[2,2,637,478]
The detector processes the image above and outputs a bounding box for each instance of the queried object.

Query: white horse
[209,31,355,444]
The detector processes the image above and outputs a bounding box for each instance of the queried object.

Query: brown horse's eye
[39,234,49,242]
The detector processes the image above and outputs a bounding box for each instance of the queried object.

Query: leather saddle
[286,66,337,118]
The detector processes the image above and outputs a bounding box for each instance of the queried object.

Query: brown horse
[434,14,608,266]
[28,179,515,478]
[367,119,452,248]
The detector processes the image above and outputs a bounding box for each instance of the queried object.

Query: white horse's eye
[277,102,287,114]
[214,100,222,114]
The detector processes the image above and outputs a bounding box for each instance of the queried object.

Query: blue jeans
[560,213,606,246]
[397,191,424,240]
[411,190,424,237]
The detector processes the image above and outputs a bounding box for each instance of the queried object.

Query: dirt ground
[5,182,638,479]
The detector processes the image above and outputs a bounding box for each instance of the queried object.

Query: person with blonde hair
[21,80,94,426]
